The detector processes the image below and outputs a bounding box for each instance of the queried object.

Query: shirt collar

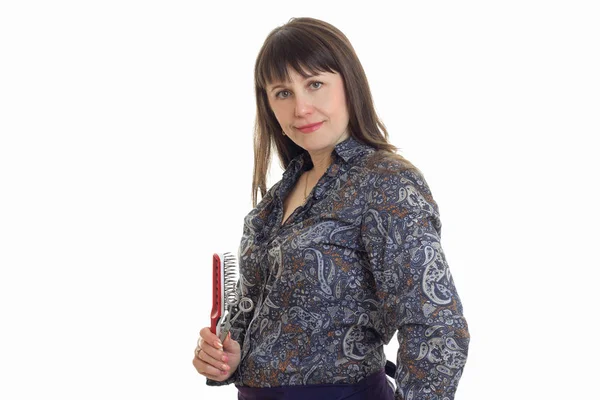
[277,136,375,202]
[332,136,374,163]
[282,136,376,191]
[287,136,373,171]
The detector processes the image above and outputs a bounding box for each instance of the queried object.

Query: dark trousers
[236,368,394,400]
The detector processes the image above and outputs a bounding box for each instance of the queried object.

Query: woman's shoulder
[262,180,282,204]
[246,180,282,215]
[243,180,281,234]
[361,149,425,183]
[359,150,438,212]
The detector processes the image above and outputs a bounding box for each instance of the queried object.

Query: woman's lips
[296,121,323,133]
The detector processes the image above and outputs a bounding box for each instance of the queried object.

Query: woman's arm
[360,167,470,399]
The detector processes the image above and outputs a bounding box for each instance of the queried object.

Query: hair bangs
[256,29,339,90]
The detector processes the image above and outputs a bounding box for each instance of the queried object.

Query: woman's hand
[192,327,241,381]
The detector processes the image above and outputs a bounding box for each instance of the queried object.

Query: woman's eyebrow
[269,83,288,92]
[268,74,321,92]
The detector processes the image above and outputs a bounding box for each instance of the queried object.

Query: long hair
[252,17,417,207]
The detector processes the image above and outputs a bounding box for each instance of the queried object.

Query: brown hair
[251,17,418,207]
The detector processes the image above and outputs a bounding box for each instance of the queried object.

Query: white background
[1,1,598,399]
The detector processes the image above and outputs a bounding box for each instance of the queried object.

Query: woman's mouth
[296,121,324,133]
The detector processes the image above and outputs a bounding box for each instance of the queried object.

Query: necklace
[303,169,310,203]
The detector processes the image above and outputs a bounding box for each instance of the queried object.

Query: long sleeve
[206,184,278,387]
[360,167,470,399]
[206,225,261,387]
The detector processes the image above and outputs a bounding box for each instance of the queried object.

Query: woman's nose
[294,94,314,117]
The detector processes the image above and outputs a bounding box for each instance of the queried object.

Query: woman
[193,17,470,400]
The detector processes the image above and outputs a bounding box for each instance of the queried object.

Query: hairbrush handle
[210,253,224,336]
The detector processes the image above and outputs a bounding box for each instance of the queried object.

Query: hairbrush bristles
[222,252,239,308]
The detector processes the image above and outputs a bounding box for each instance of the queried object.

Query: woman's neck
[307,147,334,174]
[308,154,331,176]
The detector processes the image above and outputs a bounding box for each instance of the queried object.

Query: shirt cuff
[205,368,239,387]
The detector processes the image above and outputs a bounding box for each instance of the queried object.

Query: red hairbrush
[210,252,253,342]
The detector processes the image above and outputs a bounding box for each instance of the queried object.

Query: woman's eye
[276,90,291,99]
[275,82,322,99]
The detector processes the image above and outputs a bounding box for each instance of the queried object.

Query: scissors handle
[218,315,232,342]
[217,296,253,342]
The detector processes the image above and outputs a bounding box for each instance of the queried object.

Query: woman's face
[266,67,350,154]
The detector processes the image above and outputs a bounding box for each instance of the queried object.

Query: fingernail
[215,341,223,348]
[221,370,228,375]
[222,364,229,370]
[222,355,228,362]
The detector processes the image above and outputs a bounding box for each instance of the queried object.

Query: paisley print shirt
[207,136,470,399]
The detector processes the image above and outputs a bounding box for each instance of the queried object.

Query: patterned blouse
[207,136,470,399]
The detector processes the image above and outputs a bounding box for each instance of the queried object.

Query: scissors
[217,296,254,342]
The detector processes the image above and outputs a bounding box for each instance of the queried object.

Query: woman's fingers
[193,327,232,380]
[198,328,229,368]
[198,342,231,372]
[192,354,225,380]
[199,327,223,350]
[202,343,229,364]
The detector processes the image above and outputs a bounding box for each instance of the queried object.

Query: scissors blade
[219,320,231,342]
